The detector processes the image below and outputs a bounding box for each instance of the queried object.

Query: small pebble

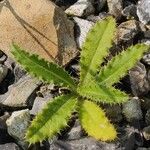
[74,17,94,48]
[137,0,150,25]
[65,0,95,17]
[0,64,8,83]
[122,4,137,19]
[6,109,30,149]
[129,62,149,96]
[116,20,139,44]
[145,109,150,126]
[142,126,150,141]
[107,0,123,19]
[122,98,143,122]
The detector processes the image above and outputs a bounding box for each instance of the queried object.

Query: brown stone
[0,0,77,65]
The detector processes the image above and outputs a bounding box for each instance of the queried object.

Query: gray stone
[116,20,139,44]
[144,30,150,39]
[0,143,20,150]
[65,0,94,17]
[4,57,15,70]
[6,109,30,149]
[74,17,94,48]
[137,148,150,150]
[0,52,7,64]
[0,75,41,107]
[145,109,150,126]
[14,64,26,83]
[122,4,138,19]
[103,104,122,123]
[37,84,55,98]
[65,120,83,140]
[123,129,143,149]
[141,97,150,111]
[70,63,80,77]
[91,0,106,12]
[142,51,150,65]
[30,97,51,115]
[0,129,14,144]
[0,64,8,83]
[122,98,143,122]
[137,0,150,25]
[50,137,120,150]
[54,0,77,7]
[87,12,111,23]
[129,62,150,96]
[0,112,10,130]
[107,0,123,19]
[142,40,150,65]
[142,126,150,140]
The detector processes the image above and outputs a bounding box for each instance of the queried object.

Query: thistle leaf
[11,44,76,90]
[26,94,77,144]
[98,44,150,86]
[77,80,128,104]
[79,100,117,141]
[79,17,116,86]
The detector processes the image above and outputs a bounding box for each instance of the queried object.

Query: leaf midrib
[29,95,76,139]
[81,21,110,85]
[17,50,76,90]
[99,49,141,85]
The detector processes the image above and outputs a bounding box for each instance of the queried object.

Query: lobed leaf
[79,100,117,141]
[77,79,128,104]
[26,94,77,144]
[98,44,150,86]
[79,17,116,87]
[11,44,76,91]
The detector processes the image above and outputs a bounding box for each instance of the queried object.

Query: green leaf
[79,17,116,86]
[79,100,117,141]
[77,80,128,104]
[11,44,76,90]
[26,94,77,144]
[98,44,150,86]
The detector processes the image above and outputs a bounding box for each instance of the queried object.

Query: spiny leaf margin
[11,43,76,91]
[79,100,117,141]
[77,79,128,104]
[79,16,116,87]
[98,44,150,86]
[26,94,77,144]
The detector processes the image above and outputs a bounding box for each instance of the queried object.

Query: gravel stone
[142,126,150,141]
[0,64,8,84]
[0,52,7,64]
[0,143,20,150]
[6,109,30,149]
[116,20,139,44]
[30,97,51,115]
[103,104,122,123]
[137,0,150,25]
[64,120,83,140]
[0,112,10,130]
[87,12,111,22]
[0,75,41,107]
[122,98,143,122]
[145,109,150,126]
[13,64,26,83]
[92,0,106,12]
[107,0,123,19]
[65,0,95,17]
[74,17,94,48]
[122,4,138,19]
[50,137,120,150]
[129,62,150,96]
